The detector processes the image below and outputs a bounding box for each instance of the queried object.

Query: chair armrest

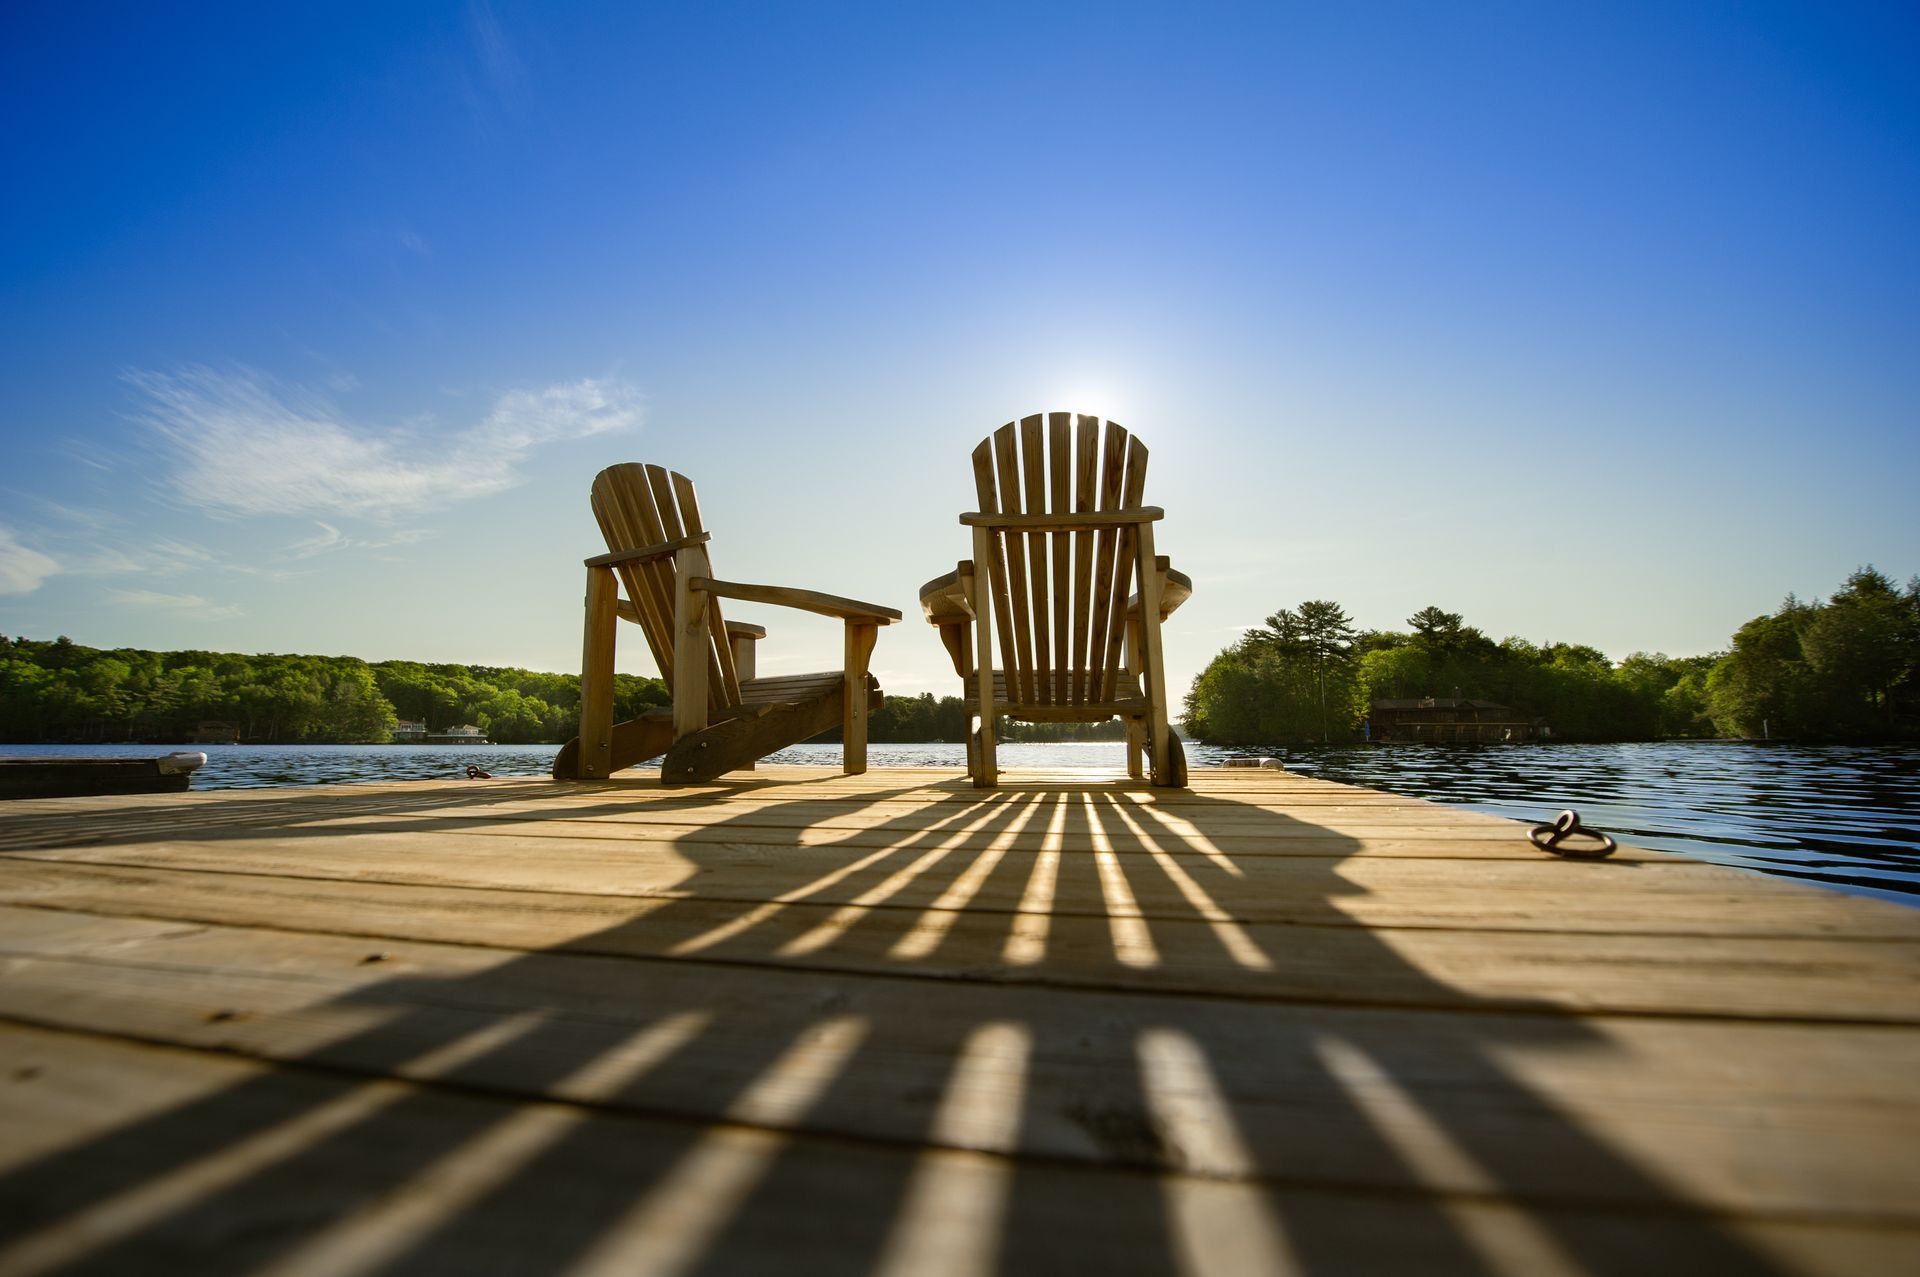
[585,531,710,568]
[687,577,901,623]
[918,566,974,625]
[618,599,770,633]
[1127,560,1193,620]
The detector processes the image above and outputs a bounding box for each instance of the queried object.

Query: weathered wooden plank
[4,770,1919,1277]
[0,767,1471,818]
[2,918,1918,1220]
[0,797,1760,870]
[3,1024,1906,1277]
[0,816,1680,864]
[6,836,1909,936]
[4,863,1917,1021]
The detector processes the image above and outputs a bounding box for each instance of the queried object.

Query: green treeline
[0,636,1111,746]
[1186,567,1920,745]
[0,636,669,744]
[10,565,1914,747]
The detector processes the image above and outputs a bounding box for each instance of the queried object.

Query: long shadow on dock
[0,776,1795,1275]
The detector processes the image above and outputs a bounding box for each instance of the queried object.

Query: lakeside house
[389,720,491,745]
[1370,697,1547,743]
[188,721,239,744]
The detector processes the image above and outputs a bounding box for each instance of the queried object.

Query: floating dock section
[0,767,1916,1274]
[0,752,205,800]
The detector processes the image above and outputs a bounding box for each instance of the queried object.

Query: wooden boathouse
[1370,696,1545,743]
[0,766,1915,1274]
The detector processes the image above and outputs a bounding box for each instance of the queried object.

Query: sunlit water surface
[7,739,1916,906]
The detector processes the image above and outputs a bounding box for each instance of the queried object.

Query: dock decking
[0,766,1916,1275]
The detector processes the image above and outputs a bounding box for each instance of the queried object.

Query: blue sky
[2,1,1916,697]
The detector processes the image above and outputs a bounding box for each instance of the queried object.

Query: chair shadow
[0,773,1797,1275]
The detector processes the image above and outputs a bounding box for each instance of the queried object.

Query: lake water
[6,739,1916,906]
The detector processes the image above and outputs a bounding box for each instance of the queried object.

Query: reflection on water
[1274,742,1920,907]
[6,739,1916,905]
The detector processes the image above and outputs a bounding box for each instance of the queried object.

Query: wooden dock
[0,766,1916,1275]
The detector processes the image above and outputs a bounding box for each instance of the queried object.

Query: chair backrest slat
[1047,412,1072,701]
[1070,416,1098,701]
[1099,435,1151,699]
[593,464,674,681]
[990,424,1034,703]
[1083,422,1128,704]
[970,416,1151,710]
[1019,414,1050,704]
[970,439,1018,702]
[590,464,740,713]
[668,469,741,709]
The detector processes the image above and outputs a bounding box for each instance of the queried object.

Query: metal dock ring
[1529,808,1616,858]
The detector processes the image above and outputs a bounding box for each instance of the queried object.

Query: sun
[1054,387,1121,419]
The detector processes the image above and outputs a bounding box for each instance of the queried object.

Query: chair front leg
[842,620,878,775]
[673,544,713,741]
[1134,522,1173,785]
[730,627,761,770]
[1125,718,1147,781]
[578,564,619,779]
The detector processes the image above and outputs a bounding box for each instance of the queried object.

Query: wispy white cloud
[0,528,60,596]
[11,496,117,533]
[458,0,526,132]
[466,1,524,97]
[104,588,244,620]
[284,521,348,559]
[128,365,641,520]
[71,537,216,577]
[2,501,230,588]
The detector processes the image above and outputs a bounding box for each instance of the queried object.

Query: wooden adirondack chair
[918,414,1192,788]
[555,463,901,785]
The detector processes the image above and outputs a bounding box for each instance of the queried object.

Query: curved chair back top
[967,413,1153,708]
[590,463,739,712]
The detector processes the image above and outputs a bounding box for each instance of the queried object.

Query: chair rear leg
[968,529,998,787]
[1125,718,1147,781]
[842,621,878,776]
[1134,523,1174,786]
[576,565,619,779]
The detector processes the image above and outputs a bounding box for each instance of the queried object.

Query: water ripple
[1272,742,1920,907]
